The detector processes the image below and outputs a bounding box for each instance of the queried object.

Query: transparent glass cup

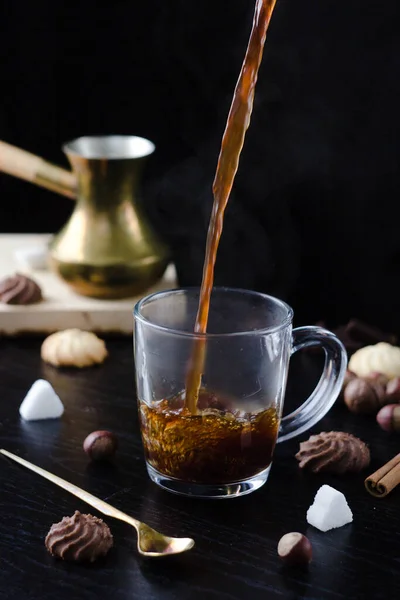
[134,288,347,499]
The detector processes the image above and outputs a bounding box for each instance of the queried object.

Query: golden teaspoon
[0,449,195,558]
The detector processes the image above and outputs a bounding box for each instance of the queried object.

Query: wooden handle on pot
[0,141,77,199]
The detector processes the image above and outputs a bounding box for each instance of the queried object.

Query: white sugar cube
[14,245,48,270]
[307,484,353,532]
[19,379,64,421]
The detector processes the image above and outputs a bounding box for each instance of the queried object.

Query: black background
[2,0,400,330]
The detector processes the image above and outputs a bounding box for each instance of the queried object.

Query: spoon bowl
[135,521,195,557]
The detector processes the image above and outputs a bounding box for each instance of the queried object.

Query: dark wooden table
[0,337,398,600]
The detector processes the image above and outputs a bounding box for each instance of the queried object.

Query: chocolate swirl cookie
[45,511,113,563]
[295,432,370,474]
[0,273,42,305]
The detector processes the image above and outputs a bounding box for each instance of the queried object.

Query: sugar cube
[306,484,353,532]
[14,245,49,270]
[19,379,64,421]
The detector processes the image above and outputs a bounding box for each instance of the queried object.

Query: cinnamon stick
[364,453,400,497]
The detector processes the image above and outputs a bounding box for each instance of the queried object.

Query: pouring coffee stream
[184,0,278,413]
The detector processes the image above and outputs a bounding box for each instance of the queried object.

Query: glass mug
[134,288,347,499]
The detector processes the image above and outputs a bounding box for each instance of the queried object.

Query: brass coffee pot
[0,136,169,298]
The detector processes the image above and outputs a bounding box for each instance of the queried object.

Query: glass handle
[277,326,347,443]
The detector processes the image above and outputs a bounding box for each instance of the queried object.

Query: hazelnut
[365,372,389,386]
[376,404,400,432]
[83,430,118,461]
[385,377,400,403]
[340,370,357,398]
[343,370,357,388]
[344,377,386,414]
[339,370,357,402]
[277,532,312,566]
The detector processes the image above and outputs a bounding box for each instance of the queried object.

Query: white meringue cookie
[349,342,400,379]
[41,329,108,368]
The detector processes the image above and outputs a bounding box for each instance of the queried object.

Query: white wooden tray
[0,234,177,336]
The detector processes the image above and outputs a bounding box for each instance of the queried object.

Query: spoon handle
[0,449,140,528]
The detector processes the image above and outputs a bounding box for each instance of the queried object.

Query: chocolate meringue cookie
[0,273,43,305]
[295,432,370,474]
[45,511,113,563]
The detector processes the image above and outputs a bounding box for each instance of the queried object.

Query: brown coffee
[139,390,279,484]
[185,0,278,412]
[140,2,279,486]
